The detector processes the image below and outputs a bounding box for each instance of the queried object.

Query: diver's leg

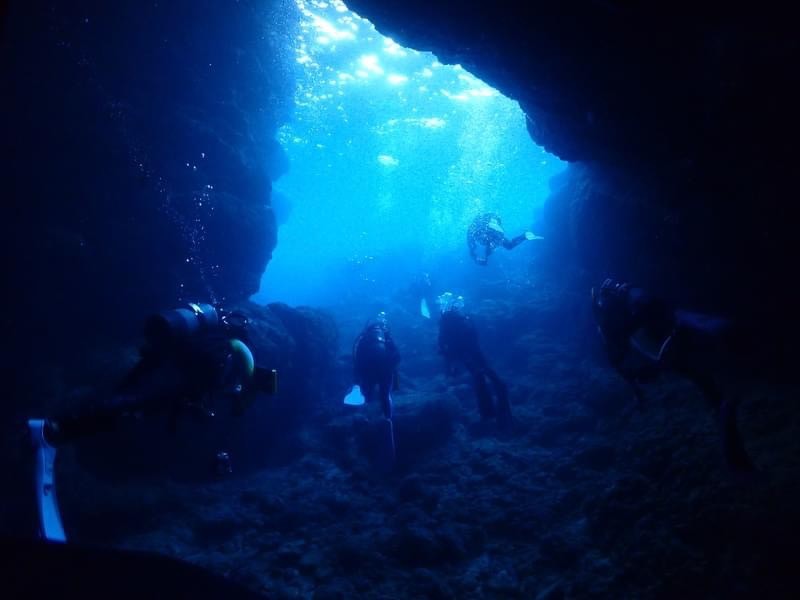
[361,381,376,406]
[44,392,139,446]
[379,375,393,421]
[45,366,184,446]
[483,363,512,425]
[502,233,527,250]
[376,369,395,468]
[685,368,754,471]
[466,361,495,419]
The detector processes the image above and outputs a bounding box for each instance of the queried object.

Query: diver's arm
[352,363,363,387]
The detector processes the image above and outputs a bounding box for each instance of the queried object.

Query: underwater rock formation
[60,272,800,598]
[243,302,341,411]
[348,0,800,368]
[1,0,297,381]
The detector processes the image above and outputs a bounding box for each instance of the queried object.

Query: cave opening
[254,0,566,306]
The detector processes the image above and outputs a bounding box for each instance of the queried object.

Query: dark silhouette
[467,212,541,265]
[437,294,512,426]
[352,312,401,466]
[38,304,274,447]
[591,279,754,472]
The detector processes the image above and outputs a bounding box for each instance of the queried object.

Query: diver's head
[591,279,629,319]
[365,311,390,331]
[437,292,465,314]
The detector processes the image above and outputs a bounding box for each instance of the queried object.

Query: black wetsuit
[438,309,511,424]
[467,213,527,265]
[593,285,674,384]
[594,282,753,471]
[43,329,249,446]
[353,323,400,420]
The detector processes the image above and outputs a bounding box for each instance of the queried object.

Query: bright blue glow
[255,0,566,305]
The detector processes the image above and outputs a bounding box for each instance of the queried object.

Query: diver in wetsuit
[437,293,512,426]
[591,278,754,472]
[27,303,277,541]
[352,312,401,465]
[467,212,542,265]
[37,303,275,447]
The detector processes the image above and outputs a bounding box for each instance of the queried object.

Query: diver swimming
[467,212,543,266]
[27,302,277,542]
[591,278,755,472]
[346,311,401,467]
[437,293,512,427]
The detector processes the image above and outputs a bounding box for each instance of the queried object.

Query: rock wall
[347,0,800,368]
[1,0,297,383]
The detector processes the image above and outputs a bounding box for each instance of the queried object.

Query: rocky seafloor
[55,267,799,599]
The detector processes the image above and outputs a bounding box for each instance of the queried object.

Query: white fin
[28,419,67,542]
[420,298,431,319]
[344,385,365,406]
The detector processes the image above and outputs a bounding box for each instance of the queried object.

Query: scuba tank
[143,303,219,346]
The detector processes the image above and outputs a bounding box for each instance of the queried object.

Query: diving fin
[420,298,431,319]
[525,232,544,241]
[28,419,67,542]
[343,385,365,406]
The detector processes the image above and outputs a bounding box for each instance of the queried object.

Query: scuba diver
[345,312,401,467]
[28,302,277,542]
[437,293,512,427]
[467,212,543,265]
[591,279,754,472]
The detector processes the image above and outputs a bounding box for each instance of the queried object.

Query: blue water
[255,0,566,306]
